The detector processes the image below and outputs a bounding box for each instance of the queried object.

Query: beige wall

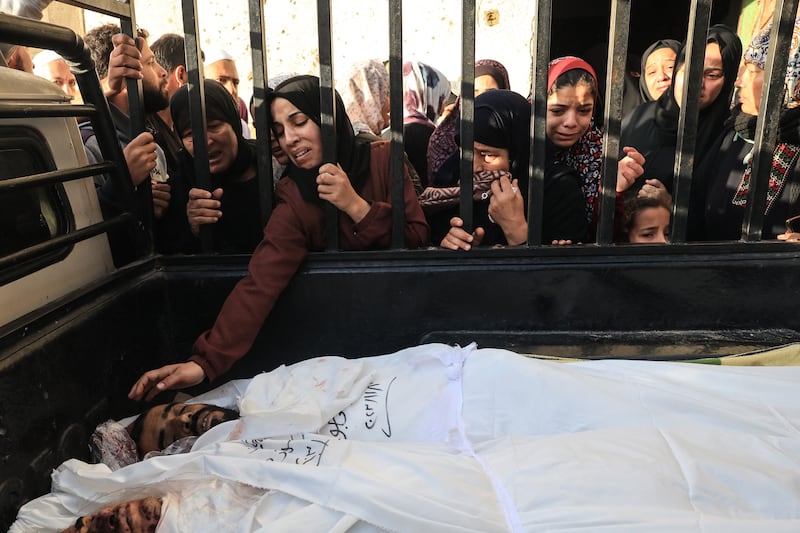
[44,0,537,109]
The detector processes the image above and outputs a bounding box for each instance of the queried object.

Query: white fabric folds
[11,343,800,532]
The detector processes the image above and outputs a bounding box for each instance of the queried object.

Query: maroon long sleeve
[190,141,429,381]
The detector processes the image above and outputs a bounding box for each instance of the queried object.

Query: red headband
[547,56,598,91]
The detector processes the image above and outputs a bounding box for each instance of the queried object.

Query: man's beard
[142,81,169,113]
[189,406,240,435]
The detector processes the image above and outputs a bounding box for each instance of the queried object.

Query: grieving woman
[165,79,263,254]
[690,17,800,240]
[543,56,644,238]
[639,39,682,104]
[130,75,429,399]
[620,25,742,195]
[437,89,588,249]
[427,59,512,185]
[398,60,451,186]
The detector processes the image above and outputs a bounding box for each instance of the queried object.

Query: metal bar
[459,0,476,233]
[741,0,799,240]
[0,103,97,118]
[0,14,144,255]
[670,0,712,243]
[57,0,132,19]
[119,18,144,138]
[0,163,114,191]
[0,214,132,271]
[248,0,274,227]
[526,0,552,246]
[595,0,631,246]
[120,11,154,255]
[389,0,405,249]
[181,0,213,252]
[317,0,339,250]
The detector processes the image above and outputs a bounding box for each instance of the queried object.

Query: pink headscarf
[547,56,598,93]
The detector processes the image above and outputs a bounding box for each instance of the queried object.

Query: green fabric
[520,342,800,366]
[687,343,800,366]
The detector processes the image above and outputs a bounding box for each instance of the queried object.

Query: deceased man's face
[136,402,239,455]
[61,496,162,533]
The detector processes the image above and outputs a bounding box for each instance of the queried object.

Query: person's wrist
[504,220,528,246]
[346,197,371,224]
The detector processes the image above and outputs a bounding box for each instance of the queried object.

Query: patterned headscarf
[475,59,511,90]
[339,59,390,135]
[744,17,800,107]
[733,15,800,214]
[427,59,511,181]
[402,60,451,126]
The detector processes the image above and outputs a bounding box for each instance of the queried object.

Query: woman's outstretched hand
[128,361,205,402]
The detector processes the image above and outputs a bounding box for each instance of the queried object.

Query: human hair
[84,23,149,80]
[548,68,598,100]
[622,194,671,237]
[126,409,149,457]
[151,33,185,74]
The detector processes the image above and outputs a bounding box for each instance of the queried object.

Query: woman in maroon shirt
[130,75,429,401]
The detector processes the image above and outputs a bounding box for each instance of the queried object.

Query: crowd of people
[4,0,800,410]
[7,3,800,399]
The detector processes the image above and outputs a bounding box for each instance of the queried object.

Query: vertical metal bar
[670,0,712,243]
[181,0,213,252]
[249,0,273,226]
[120,9,153,254]
[597,0,631,245]
[459,0,476,232]
[119,17,145,138]
[526,0,552,246]
[389,0,405,249]
[595,0,631,246]
[741,0,799,240]
[317,0,339,251]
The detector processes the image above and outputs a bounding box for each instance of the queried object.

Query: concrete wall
[80,0,538,113]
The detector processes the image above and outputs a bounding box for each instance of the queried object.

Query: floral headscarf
[402,60,451,126]
[744,17,800,107]
[339,59,390,135]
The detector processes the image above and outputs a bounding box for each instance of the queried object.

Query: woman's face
[473,141,510,173]
[673,42,725,110]
[475,74,500,96]
[644,47,677,100]
[628,205,671,243]
[181,120,238,174]
[271,97,323,169]
[735,62,764,115]
[546,82,594,149]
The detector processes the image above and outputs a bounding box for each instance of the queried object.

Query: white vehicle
[0,67,114,327]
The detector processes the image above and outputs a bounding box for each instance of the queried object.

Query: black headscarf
[654,24,742,156]
[473,89,532,188]
[270,74,371,202]
[638,39,682,103]
[170,79,255,184]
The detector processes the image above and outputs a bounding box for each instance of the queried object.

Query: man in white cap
[204,47,250,137]
[32,49,81,102]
